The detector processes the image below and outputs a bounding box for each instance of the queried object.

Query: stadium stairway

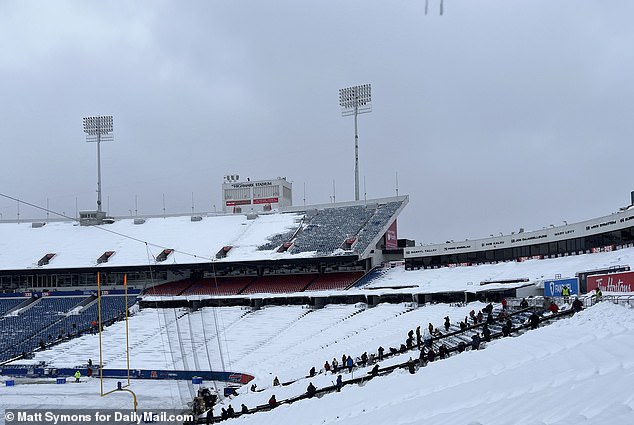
[347,266,387,289]
[195,300,580,423]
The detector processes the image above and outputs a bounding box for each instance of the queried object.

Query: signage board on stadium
[587,271,634,293]
[385,220,398,250]
[543,277,578,297]
[253,197,278,204]
[225,200,251,206]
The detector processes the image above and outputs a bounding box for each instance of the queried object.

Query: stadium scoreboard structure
[222,175,293,213]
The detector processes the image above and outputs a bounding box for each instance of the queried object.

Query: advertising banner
[225,200,251,206]
[385,220,398,250]
[543,278,578,297]
[253,197,279,204]
[587,271,634,293]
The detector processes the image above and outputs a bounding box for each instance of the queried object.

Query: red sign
[385,220,398,250]
[226,200,251,206]
[253,197,278,204]
[592,245,615,253]
[587,271,634,293]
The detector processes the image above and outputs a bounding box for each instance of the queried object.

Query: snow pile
[231,302,634,425]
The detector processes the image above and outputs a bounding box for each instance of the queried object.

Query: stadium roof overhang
[0,254,362,276]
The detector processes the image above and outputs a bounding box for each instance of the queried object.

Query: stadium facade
[405,203,634,269]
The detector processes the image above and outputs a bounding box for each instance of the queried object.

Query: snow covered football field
[3,250,634,424]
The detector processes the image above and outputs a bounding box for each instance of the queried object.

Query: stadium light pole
[83,115,114,213]
[339,84,372,201]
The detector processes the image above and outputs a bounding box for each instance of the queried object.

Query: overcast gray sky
[1,1,633,245]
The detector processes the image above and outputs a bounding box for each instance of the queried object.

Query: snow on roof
[0,198,406,272]
[0,213,306,270]
[365,247,634,293]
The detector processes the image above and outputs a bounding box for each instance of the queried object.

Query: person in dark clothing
[418,348,426,366]
[324,361,331,373]
[427,348,436,362]
[39,339,46,350]
[400,343,407,352]
[240,404,248,414]
[529,312,540,329]
[378,346,385,360]
[469,310,476,323]
[307,382,317,398]
[268,395,278,407]
[390,347,399,355]
[370,364,380,377]
[486,313,494,325]
[471,333,481,350]
[408,329,414,340]
[444,316,450,332]
[342,354,347,365]
[460,321,467,331]
[361,352,368,363]
[220,408,228,420]
[572,297,583,313]
[428,322,434,334]
[476,311,483,323]
[502,323,510,337]
[336,375,343,392]
[415,326,421,347]
[520,298,529,308]
[457,341,466,353]
[226,405,235,418]
[205,407,213,424]
[346,356,354,372]
[273,376,280,386]
[408,358,416,374]
[484,303,493,314]
[424,334,432,349]
[438,344,448,359]
[88,358,93,367]
[406,337,413,349]
[309,366,316,377]
[482,324,491,342]
[506,318,513,333]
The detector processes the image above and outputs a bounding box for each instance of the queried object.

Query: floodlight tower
[83,115,114,213]
[339,84,372,201]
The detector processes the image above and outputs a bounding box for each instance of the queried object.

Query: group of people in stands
[209,294,593,422]
[321,353,357,376]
